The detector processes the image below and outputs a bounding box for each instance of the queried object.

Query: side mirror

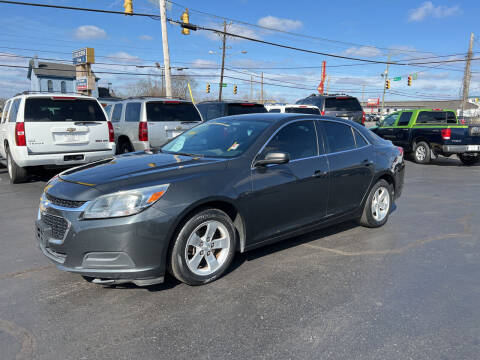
[254,152,290,167]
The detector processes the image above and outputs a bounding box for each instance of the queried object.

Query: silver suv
[296,94,365,125]
[110,97,202,153]
[0,93,115,183]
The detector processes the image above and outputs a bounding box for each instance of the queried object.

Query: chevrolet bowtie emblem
[66,128,76,132]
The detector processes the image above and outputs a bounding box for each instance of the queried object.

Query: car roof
[198,100,264,105]
[9,93,97,100]
[122,97,191,102]
[212,112,356,126]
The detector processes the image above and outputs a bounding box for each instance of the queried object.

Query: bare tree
[119,75,197,100]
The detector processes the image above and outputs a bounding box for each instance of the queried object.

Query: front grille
[42,213,69,240]
[46,193,86,208]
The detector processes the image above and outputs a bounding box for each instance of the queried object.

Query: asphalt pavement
[0,157,479,360]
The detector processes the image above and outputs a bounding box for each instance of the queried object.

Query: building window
[47,80,53,92]
[61,81,66,94]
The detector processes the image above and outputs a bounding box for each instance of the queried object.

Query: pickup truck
[372,109,480,165]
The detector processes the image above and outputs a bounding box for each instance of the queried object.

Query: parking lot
[0,157,479,360]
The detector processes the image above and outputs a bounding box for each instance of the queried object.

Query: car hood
[49,151,228,201]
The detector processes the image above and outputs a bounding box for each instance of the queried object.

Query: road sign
[221,83,227,87]
[73,48,95,65]
[412,73,418,80]
[393,77,401,81]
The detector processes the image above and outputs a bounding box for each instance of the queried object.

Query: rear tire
[168,208,237,286]
[413,141,431,164]
[458,153,480,166]
[117,139,134,154]
[358,179,393,228]
[6,148,28,184]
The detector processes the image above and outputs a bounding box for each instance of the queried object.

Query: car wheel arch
[166,198,247,257]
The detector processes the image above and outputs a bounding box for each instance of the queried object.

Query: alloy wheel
[415,146,426,161]
[185,220,231,276]
[371,186,390,222]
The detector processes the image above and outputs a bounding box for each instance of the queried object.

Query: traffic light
[407,75,412,86]
[386,80,391,90]
[206,83,210,93]
[233,85,237,95]
[181,8,190,35]
[123,0,133,15]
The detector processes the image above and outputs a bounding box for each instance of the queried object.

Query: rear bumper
[442,145,480,153]
[13,146,115,167]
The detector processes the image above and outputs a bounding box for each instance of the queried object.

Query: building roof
[27,59,98,80]
[362,99,478,111]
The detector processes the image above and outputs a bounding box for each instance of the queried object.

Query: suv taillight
[362,111,366,124]
[107,121,115,143]
[321,110,325,116]
[15,122,26,146]
[139,122,148,142]
[441,128,451,140]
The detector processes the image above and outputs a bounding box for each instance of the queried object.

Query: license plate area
[64,154,84,161]
[467,145,480,151]
[54,133,88,144]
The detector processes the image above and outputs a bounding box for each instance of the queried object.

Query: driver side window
[382,113,398,127]
[262,121,318,161]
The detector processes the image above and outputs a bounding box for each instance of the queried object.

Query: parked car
[110,97,202,154]
[296,94,365,125]
[197,101,267,121]
[36,113,405,287]
[265,104,320,115]
[0,93,115,183]
[99,99,121,121]
[372,109,480,165]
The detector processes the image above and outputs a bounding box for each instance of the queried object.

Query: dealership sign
[367,98,380,106]
[73,48,95,65]
[76,77,88,91]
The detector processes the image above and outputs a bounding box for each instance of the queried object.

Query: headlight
[82,184,169,219]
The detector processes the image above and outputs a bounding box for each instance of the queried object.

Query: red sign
[318,61,326,94]
[367,98,380,106]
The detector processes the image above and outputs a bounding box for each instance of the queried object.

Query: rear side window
[322,122,356,153]
[325,97,362,111]
[1,100,11,123]
[125,102,141,122]
[285,107,320,115]
[111,103,123,123]
[353,129,368,148]
[227,103,267,116]
[268,108,281,113]
[416,111,457,124]
[8,99,21,123]
[24,98,106,122]
[104,104,112,118]
[263,120,318,160]
[397,112,413,126]
[146,102,201,122]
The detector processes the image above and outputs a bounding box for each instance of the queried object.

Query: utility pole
[159,0,172,98]
[218,21,227,101]
[361,84,365,105]
[250,74,253,101]
[380,53,391,118]
[461,32,475,117]
[261,72,264,104]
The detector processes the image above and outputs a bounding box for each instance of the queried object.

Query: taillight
[362,111,366,124]
[397,146,404,156]
[441,128,451,140]
[139,122,148,142]
[321,110,325,116]
[107,121,115,143]
[15,122,26,146]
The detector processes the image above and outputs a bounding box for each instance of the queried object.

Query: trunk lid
[24,97,110,154]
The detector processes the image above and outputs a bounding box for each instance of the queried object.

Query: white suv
[110,97,202,153]
[265,104,321,115]
[0,93,115,183]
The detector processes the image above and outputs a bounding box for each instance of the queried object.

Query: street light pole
[380,53,390,118]
[219,21,227,101]
[159,0,172,98]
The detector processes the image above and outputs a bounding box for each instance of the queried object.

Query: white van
[0,93,115,183]
[111,97,202,153]
[265,104,321,115]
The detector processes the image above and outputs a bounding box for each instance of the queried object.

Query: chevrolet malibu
[36,114,405,286]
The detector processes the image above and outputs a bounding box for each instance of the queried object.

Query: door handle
[362,159,373,166]
[313,170,327,178]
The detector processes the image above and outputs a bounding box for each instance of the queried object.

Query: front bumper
[35,199,175,285]
[442,144,480,154]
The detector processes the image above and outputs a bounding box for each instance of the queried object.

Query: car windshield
[24,98,106,122]
[146,101,202,122]
[161,119,270,158]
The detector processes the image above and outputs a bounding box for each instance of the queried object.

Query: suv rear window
[227,103,267,116]
[146,102,201,122]
[416,111,457,124]
[325,97,362,111]
[24,98,106,122]
[285,107,320,115]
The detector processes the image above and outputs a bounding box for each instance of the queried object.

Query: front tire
[413,141,431,164]
[358,179,393,228]
[6,149,28,184]
[169,209,237,286]
[458,153,480,166]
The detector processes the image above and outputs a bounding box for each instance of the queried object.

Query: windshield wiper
[163,151,204,158]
